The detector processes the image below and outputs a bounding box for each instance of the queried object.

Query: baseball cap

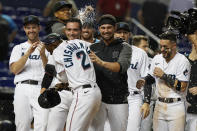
[43,33,61,45]
[53,1,72,13]
[98,14,116,27]
[116,22,130,32]
[23,15,40,26]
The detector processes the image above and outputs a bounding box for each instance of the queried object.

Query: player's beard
[27,32,39,42]
[162,49,171,59]
[102,33,113,41]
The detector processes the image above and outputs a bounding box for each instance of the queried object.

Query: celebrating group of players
[9,1,197,131]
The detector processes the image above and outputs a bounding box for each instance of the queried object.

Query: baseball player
[114,22,149,131]
[44,18,82,131]
[9,15,49,131]
[141,31,191,131]
[40,33,73,131]
[132,35,156,131]
[89,15,132,131]
[52,38,102,131]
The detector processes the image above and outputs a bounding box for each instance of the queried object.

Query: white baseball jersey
[53,39,96,89]
[9,41,50,84]
[127,46,149,92]
[149,53,191,98]
[47,54,68,87]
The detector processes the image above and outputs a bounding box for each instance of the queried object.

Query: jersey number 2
[76,51,91,70]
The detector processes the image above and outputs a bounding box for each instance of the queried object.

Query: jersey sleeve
[176,58,191,82]
[118,42,132,73]
[140,52,149,78]
[53,45,63,65]
[48,55,55,65]
[148,56,156,77]
[9,45,21,66]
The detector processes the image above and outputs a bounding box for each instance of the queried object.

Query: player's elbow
[10,65,19,75]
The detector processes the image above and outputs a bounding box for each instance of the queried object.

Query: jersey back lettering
[53,39,96,89]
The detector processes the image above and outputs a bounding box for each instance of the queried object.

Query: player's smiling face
[65,22,81,40]
[160,39,176,59]
[99,24,115,41]
[81,27,94,40]
[24,24,40,42]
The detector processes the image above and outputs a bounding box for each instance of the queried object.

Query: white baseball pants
[185,113,197,131]
[47,90,73,131]
[66,84,101,131]
[90,102,128,131]
[14,84,49,131]
[127,94,143,131]
[153,100,186,131]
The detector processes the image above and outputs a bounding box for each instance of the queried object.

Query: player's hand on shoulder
[189,86,197,95]
[153,67,164,78]
[89,51,104,66]
[140,103,150,119]
[136,79,145,89]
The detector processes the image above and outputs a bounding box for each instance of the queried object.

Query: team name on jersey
[130,62,138,70]
[63,42,90,68]
[22,52,40,60]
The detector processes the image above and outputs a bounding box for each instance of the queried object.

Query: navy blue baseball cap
[53,1,72,13]
[43,33,61,45]
[23,15,40,26]
[116,22,130,32]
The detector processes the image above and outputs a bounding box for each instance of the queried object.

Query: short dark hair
[98,14,116,27]
[159,31,177,42]
[132,35,149,46]
[65,18,82,30]
[23,15,40,26]
[82,22,94,29]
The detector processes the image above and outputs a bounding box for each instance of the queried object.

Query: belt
[16,80,38,85]
[82,84,92,89]
[130,91,140,95]
[158,97,181,103]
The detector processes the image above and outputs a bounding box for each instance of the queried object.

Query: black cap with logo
[116,22,130,32]
[23,15,40,26]
[53,1,72,13]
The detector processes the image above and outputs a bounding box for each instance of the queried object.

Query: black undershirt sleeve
[144,74,155,104]
[41,64,57,89]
